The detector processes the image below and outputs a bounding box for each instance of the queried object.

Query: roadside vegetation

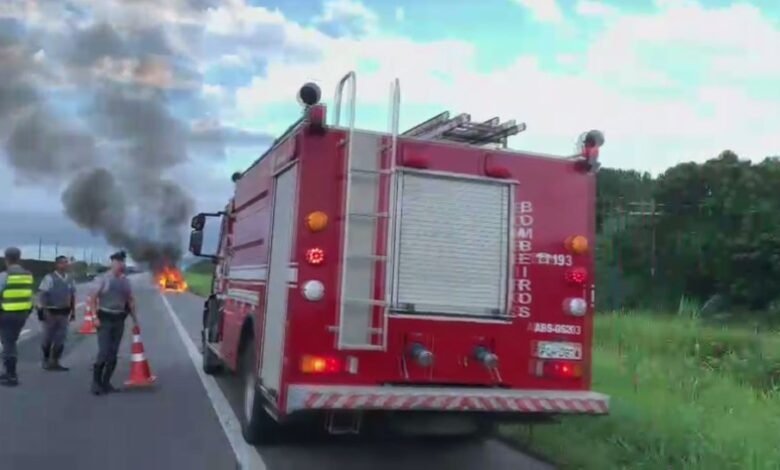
[502,309,780,469]
[184,260,214,297]
[511,151,780,468]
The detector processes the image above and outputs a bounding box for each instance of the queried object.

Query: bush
[503,312,780,469]
[184,272,213,297]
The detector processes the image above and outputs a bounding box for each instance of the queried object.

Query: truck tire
[239,339,281,445]
[202,299,223,375]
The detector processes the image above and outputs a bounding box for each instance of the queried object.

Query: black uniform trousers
[0,312,28,362]
[96,310,127,363]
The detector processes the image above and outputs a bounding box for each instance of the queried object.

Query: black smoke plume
[1,3,275,268]
[0,11,198,267]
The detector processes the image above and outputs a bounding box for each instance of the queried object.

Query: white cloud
[575,0,618,17]
[205,1,287,36]
[513,0,564,24]
[10,0,776,177]
[233,1,780,174]
[312,0,378,37]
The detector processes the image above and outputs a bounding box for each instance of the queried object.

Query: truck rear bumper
[286,384,609,415]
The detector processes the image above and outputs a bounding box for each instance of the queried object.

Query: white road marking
[159,293,266,470]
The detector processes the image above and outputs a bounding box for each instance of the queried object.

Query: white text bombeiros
[512,201,533,318]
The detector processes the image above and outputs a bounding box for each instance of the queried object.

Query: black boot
[50,345,69,371]
[91,363,105,395]
[42,344,52,370]
[102,360,119,393]
[0,358,18,387]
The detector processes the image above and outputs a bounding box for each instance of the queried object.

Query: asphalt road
[0,274,554,470]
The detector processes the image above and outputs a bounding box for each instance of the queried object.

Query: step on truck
[188,71,610,444]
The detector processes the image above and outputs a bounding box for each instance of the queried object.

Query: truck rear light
[401,152,429,169]
[300,354,341,374]
[301,280,325,301]
[563,297,588,317]
[407,343,434,368]
[305,247,325,265]
[485,166,511,179]
[581,130,604,161]
[564,267,588,285]
[575,129,604,172]
[582,145,599,160]
[534,360,582,380]
[306,104,326,134]
[564,235,589,254]
[306,211,329,232]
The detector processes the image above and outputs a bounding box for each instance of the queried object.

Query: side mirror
[189,230,204,256]
[191,213,206,231]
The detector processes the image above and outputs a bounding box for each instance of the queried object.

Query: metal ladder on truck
[333,71,401,351]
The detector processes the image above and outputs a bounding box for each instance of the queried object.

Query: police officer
[37,255,76,371]
[0,247,34,387]
[90,250,138,395]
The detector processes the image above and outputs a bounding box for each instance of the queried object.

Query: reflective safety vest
[1,267,34,313]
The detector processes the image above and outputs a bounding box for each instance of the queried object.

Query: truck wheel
[239,340,281,445]
[202,299,223,375]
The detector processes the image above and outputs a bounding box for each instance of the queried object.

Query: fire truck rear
[189,72,609,444]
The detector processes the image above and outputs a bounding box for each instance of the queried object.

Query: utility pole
[38,238,42,259]
[650,199,656,279]
[55,242,59,258]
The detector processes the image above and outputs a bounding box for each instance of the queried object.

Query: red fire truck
[188,71,609,444]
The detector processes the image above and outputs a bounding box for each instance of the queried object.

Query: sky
[1,0,779,259]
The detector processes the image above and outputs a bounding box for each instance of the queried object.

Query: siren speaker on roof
[298,82,321,107]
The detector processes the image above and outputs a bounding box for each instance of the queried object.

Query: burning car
[156,266,188,293]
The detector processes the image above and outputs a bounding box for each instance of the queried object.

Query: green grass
[184,271,213,297]
[501,312,780,469]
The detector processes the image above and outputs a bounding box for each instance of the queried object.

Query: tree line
[596,150,780,314]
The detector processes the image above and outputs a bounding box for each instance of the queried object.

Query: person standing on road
[37,255,76,371]
[0,247,34,387]
[90,250,138,395]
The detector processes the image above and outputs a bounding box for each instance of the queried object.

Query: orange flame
[156,266,188,293]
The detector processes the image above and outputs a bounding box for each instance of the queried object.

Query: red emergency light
[485,165,511,179]
[543,361,582,380]
[306,105,326,134]
[575,129,604,172]
[305,247,325,265]
[564,267,588,285]
[298,82,326,134]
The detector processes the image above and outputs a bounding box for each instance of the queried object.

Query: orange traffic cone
[79,304,97,335]
[124,325,156,388]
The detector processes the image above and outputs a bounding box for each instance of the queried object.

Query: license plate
[536,341,582,360]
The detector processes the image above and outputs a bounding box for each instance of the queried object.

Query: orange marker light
[300,355,341,373]
[565,235,589,254]
[306,211,329,232]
